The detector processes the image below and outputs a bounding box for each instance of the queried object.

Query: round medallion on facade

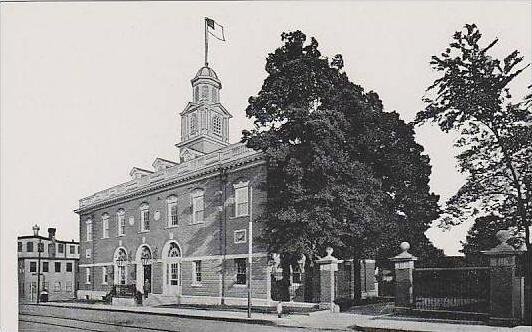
[128,216,134,225]
[154,210,161,221]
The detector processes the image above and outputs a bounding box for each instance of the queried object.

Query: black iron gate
[412,267,490,313]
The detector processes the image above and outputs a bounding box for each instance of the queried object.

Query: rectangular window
[192,194,204,223]
[169,263,179,286]
[27,242,34,252]
[192,261,202,284]
[86,222,93,242]
[58,243,64,254]
[18,242,22,252]
[168,202,178,226]
[141,209,150,231]
[102,266,108,284]
[102,216,109,238]
[117,213,125,236]
[86,248,92,258]
[42,262,49,273]
[69,245,75,254]
[66,262,73,272]
[235,185,249,217]
[235,258,247,285]
[29,261,37,272]
[54,282,61,292]
[86,268,91,284]
[66,284,72,292]
[55,262,61,272]
[234,229,247,244]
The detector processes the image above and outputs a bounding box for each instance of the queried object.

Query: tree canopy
[243,31,442,263]
[416,24,531,251]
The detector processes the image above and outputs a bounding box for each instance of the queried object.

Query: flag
[206,18,225,41]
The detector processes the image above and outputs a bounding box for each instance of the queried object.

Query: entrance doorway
[164,241,182,296]
[143,264,152,296]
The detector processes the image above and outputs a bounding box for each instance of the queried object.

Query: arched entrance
[135,245,153,296]
[113,247,128,285]
[162,241,182,296]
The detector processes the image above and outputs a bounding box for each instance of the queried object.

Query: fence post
[316,247,342,311]
[389,242,417,308]
[483,230,524,326]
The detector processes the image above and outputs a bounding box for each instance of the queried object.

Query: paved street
[19,304,311,332]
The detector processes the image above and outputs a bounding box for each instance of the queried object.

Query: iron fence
[413,266,490,313]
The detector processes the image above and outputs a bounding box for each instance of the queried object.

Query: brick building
[75,65,273,306]
[18,225,80,302]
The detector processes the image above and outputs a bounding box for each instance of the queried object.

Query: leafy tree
[243,31,442,264]
[461,214,523,255]
[415,24,531,253]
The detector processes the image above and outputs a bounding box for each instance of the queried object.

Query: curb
[24,302,278,326]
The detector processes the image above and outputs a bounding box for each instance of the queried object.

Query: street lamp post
[36,238,44,303]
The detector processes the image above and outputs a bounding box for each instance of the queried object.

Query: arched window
[166,196,178,227]
[86,219,93,242]
[191,189,204,224]
[194,86,199,102]
[117,209,125,236]
[190,114,198,135]
[168,242,181,257]
[201,85,209,100]
[211,86,218,103]
[101,213,109,239]
[140,203,150,232]
[212,115,222,136]
[115,248,127,285]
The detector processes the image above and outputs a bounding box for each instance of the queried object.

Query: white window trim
[86,248,92,259]
[140,204,150,232]
[234,181,250,217]
[192,260,202,286]
[102,266,108,285]
[101,214,109,239]
[191,190,204,224]
[86,268,91,284]
[86,219,93,242]
[234,229,247,244]
[167,196,178,227]
[117,210,125,236]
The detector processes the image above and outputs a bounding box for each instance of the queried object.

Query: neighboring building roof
[17,235,79,244]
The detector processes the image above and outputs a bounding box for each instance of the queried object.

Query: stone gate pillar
[389,242,417,308]
[484,230,525,326]
[316,247,342,311]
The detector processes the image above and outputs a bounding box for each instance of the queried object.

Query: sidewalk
[33,301,531,331]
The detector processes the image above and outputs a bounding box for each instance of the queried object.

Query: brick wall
[77,162,269,299]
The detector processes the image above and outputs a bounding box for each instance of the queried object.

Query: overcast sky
[1,1,531,304]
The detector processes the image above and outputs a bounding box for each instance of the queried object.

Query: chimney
[32,224,40,236]
[48,228,56,240]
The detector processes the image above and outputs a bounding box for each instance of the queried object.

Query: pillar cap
[483,229,519,256]
[390,242,418,262]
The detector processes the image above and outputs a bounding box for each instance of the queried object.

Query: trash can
[39,290,49,302]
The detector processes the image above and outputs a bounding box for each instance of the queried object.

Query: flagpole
[247,186,253,318]
[204,17,209,67]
